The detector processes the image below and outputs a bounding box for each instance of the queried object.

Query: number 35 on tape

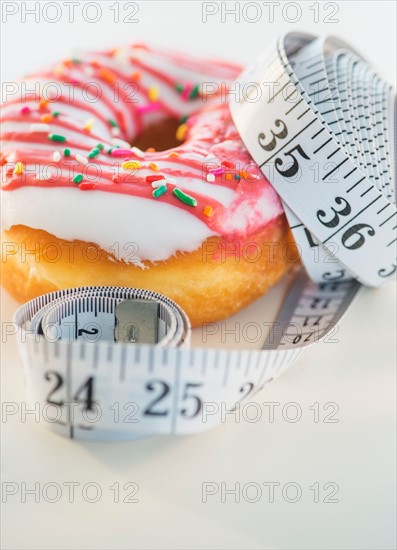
[230,32,397,287]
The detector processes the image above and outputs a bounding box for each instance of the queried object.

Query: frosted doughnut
[1,44,297,326]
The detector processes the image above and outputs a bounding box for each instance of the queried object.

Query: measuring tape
[12,32,396,441]
[230,32,396,286]
[13,274,361,441]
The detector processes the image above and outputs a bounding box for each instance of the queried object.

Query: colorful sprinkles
[73,174,84,184]
[176,123,188,141]
[13,162,24,175]
[48,133,66,143]
[130,146,145,158]
[79,182,96,191]
[111,148,132,157]
[88,147,101,159]
[189,84,200,99]
[148,87,159,102]
[175,82,200,101]
[209,167,225,176]
[98,68,116,85]
[146,175,164,183]
[108,119,118,128]
[173,187,197,207]
[84,118,95,131]
[10,50,256,225]
[152,184,167,198]
[31,123,50,133]
[75,154,88,166]
[39,98,49,110]
[122,160,141,170]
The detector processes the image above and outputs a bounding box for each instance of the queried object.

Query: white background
[1,1,396,549]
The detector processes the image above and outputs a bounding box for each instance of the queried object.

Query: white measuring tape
[13,275,361,441]
[230,32,396,285]
[12,32,396,441]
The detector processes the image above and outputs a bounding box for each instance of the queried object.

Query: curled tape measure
[230,32,396,286]
[14,275,360,441]
[12,32,395,441]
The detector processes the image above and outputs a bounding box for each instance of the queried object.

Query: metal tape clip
[114,299,159,344]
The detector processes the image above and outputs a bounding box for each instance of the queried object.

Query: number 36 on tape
[230,32,397,287]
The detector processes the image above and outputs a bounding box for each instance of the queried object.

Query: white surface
[1,282,396,550]
[1,1,396,549]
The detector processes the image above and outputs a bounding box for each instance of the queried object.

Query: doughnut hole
[131,117,182,151]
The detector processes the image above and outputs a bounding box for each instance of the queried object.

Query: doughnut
[1,44,297,327]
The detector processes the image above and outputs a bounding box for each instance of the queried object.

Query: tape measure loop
[230,32,397,287]
[12,274,362,440]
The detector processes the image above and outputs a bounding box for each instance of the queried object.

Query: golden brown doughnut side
[1,218,298,326]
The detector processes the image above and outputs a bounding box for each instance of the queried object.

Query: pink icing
[1,44,283,244]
